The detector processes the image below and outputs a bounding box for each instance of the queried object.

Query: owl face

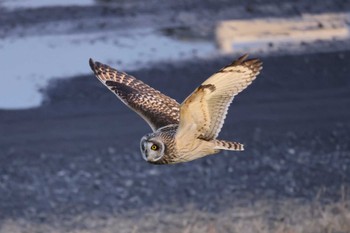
[140,135,165,163]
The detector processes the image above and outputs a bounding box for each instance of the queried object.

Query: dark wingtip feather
[237,53,249,62]
[235,54,263,73]
[89,58,96,73]
[221,53,263,72]
[243,57,263,73]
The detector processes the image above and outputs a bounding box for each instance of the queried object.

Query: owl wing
[89,59,180,132]
[176,54,262,141]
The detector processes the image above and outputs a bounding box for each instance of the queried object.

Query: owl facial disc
[140,136,165,162]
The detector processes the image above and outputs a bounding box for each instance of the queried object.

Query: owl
[89,54,262,164]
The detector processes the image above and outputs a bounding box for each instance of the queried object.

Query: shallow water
[0,28,215,109]
[0,0,94,9]
[0,1,349,110]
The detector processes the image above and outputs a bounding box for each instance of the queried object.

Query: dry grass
[1,188,350,233]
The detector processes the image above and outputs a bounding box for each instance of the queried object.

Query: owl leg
[214,140,244,151]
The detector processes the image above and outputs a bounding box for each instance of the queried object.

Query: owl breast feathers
[89,54,262,164]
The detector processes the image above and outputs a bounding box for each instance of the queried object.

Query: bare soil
[0,1,350,232]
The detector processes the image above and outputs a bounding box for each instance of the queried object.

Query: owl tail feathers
[214,140,244,151]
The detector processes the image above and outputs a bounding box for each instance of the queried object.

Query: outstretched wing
[176,54,262,141]
[89,59,180,132]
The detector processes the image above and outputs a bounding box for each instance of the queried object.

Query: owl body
[141,127,219,164]
[89,55,262,165]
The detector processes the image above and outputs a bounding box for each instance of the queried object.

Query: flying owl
[89,55,262,164]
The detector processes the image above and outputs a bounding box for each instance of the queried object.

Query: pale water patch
[0,29,215,109]
[0,0,94,9]
[1,9,349,110]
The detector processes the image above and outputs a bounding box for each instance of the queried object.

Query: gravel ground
[0,1,350,232]
[1,50,350,232]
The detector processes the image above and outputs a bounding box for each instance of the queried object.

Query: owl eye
[150,144,158,151]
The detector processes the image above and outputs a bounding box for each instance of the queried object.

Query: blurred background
[0,0,350,232]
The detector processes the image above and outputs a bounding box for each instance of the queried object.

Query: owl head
[140,134,165,163]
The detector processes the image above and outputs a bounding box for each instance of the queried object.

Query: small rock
[107,147,116,154]
[95,157,101,164]
[287,148,296,155]
[125,179,134,187]
[57,170,66,177]
[148,169,159,176]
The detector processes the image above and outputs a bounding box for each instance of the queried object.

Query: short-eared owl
[89,55,262,164]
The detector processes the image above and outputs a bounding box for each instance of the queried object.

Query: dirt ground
[0,1,350,232]
[1,50,350,232]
